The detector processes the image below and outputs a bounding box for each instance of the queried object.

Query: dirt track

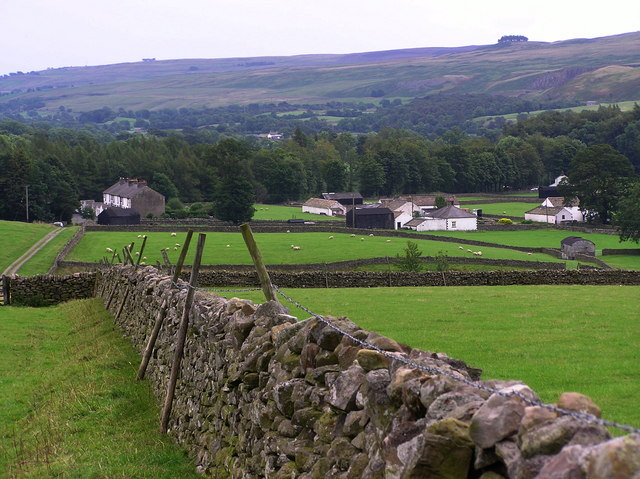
[2,228,66,276]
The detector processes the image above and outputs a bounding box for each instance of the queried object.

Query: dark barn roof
[97,207,141,225]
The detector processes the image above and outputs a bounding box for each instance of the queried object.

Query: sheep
[328,236,334,240]
[459,246,464,250]
[350,234,356,237]
[473,251,483,256]
[292,246,301,250]
[226,244,231,248]
[175,243,181,247]
[135,252,140,256]
[527,252,533,255]
[137,234,142,238]
[467,249,473,253]
[171,232,177,237]
[369,233,374,237]
[360,238,365,241]
[386,239,391,243]
[286,230,290,233]
[105,247,113,253]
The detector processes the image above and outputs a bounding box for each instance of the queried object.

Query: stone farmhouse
[301,198,346,217]
[404,205,477,231]
[103,178,165,218]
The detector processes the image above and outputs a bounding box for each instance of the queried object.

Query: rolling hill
[1,32,639,112]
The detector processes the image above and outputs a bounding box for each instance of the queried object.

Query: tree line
[0,103,638,232]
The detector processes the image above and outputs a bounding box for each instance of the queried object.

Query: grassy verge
[16,226,79,276]
[215,285,640,430]
[0,221,56,272]
[0,299,199,478]
[252,204,338,221]
[462,202,537,217]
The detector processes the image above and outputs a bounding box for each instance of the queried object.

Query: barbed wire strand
[272,284,640,435]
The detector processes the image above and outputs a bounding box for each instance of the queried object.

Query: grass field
[252,204,338,222]
[16,226,79,276]
[0,299,199,477]
[218,285,640,430]
[463,202,536,218]
[0,221,57,273]
[67,231,572,267]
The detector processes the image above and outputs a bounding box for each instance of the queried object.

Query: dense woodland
[0,102,638,228]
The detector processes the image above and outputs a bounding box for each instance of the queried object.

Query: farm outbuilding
[561,236,595,260]
[301,198,346,217]
[346,207,394,229]
[321,192,363,206]
[97,207,141,225]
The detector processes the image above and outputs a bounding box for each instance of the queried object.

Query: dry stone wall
[8,272,96,305]
[96,265,639,478]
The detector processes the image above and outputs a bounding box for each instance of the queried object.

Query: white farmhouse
[524,197,584,224]
[404,205,477,231]
[302,198,346,217]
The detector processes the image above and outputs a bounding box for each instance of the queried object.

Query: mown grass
[16,226,79,276]
[0,221,56,273]
[221,285,640,430]
[252,204,338,222]
[463,202,536,217]
[0,299,200,478]
[67,231,570,267]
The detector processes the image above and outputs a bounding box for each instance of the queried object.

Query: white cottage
[404,205,477,231]
[525,197,584,224]
[302,198,346,217]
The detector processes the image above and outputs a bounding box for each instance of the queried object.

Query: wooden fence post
[137,231,194,381]
[240,224,277,302]
[160,233,206,433]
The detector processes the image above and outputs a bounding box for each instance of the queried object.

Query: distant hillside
[1,32,639,112]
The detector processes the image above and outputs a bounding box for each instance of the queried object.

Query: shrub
[520,219,534,224]
[434,250,450,272]
[396,241,423,272]
[498,218,513,224]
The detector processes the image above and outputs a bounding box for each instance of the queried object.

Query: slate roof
[410,195,457,206]
[303,198,342,209]
[104,178,155,198]
[321,192,363,201]
[425,205,476,219]
[525,206,564,216]
[561,236,593,246]
[404,218,428,227]
[379,199,412,211]
[546,196,580,207]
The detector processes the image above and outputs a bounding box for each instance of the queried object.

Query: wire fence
[165,277,640,435]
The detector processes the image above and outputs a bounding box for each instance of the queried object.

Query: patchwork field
[67,231,572,267]
[218,285,640,430]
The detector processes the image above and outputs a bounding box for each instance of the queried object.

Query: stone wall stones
[95,265,640,478]
[9,272,96,305]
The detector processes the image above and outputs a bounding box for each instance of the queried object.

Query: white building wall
[415,218,448,231]
[302,205,333,216]
[525,213,557,224]
[446,217,477,231]
[394,212,413,229]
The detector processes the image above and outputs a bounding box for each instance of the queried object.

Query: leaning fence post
[240,224,277,302]
[160,233,206,433]
[137,230,194,381]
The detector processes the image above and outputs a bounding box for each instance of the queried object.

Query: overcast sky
[2,0,639,75]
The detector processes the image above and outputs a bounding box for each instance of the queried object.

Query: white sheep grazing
[369,233,374,237]
[105,247,113,253]
[292,246,301,250]
[226,244,231,248]
[286,230,290,233]
[137,234,142,238]
[386,239,391,243]
[459,246,464,250]
[467,249,473,253]
[171,232,177,237]
[175,243,180,247]
[350,234,356,237]
[527,252,533,255]
[328,236,334,240]
[360,238,365,241]
[477,251,482,256]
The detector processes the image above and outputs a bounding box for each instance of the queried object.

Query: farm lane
[2,228,65,276]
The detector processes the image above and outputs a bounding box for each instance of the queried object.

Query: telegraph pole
[25,185,29,222]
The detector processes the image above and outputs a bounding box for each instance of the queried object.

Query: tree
[559,144,635,223]
[152,172,179,200]
[434,195,447,209]
[358,156,385,197]
[212,174,256,224]
[396,241,423,272]
[614,181,640,243]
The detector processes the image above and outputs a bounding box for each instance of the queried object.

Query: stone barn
[561,236,595,260]
[97,207,141,225]
[346,207,394,229]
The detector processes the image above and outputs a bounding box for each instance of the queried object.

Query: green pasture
[463,202,536,217]
[252,204,338,222]
[0,220,57,272]
[427,229,631,252]
[599,254,640,271]
[16,226,79,276]
[221,285,640,430]
[0,299,199,477]
[67,231,570,267]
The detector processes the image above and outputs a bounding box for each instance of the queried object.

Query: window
[451,221,457,228]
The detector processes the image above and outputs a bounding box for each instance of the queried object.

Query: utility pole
[25,185,29,223]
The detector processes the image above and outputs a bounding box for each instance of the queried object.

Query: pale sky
[2,0,639,75]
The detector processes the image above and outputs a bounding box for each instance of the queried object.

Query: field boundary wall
[47,226,86,275]
[91,265,639,478]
